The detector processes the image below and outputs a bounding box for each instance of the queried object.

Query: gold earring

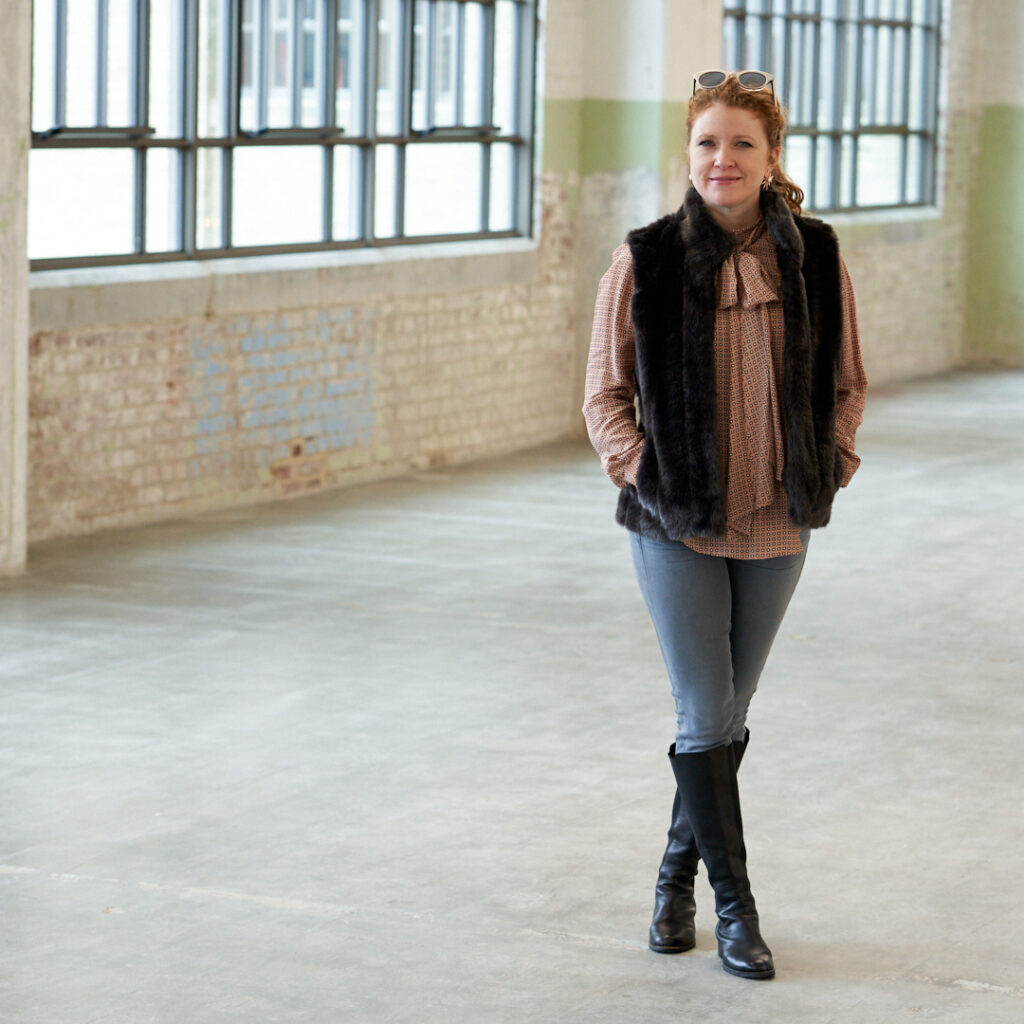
[761,173,774,191]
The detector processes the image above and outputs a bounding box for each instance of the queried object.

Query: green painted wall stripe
[967,104,1024,358]
[543,98,688,178]
[541,99,583,176]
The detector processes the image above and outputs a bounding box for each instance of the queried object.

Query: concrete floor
[2,370,1023,1023]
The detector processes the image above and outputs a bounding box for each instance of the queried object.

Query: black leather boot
[669,742,774,980]
[648,733,750,954]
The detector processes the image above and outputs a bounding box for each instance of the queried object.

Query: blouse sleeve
[835,257,868,487]
[582,244,645,488]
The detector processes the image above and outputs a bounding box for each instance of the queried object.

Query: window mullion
[222,0,242,251]
[425,1,437,126]
[97,0,110,125]
[323,0,338,241]
[180,0,199,256]
[363,0,379,241]
[291,0,303,125]
[849,0,863,206]
[481,0,495,130]
[134,0,153,253]
[455,1,466,126]
[829,5,844,209]
[258,0,270,129]
[396,0,414,237]
[55,0,68,127]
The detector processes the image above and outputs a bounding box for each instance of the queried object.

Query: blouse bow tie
[717,249,779,310]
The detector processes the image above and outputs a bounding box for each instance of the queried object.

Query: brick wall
[28,176,577,542]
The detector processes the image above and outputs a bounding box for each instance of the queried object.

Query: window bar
[900,22,913,202]
[257,0,270,129]
[291,0,303,125]
[829,2,844,210]
[323,0,338,240]
[779,9,791,116]
[805,16,819,204]
[480,0,495,227]
[54,0,68,127]
[455,1,466,126]
[362,0,379,241]
[513,0,535,234]
[133,0,153,253]
[97,0,110,125]
[181,0,200,255]
[848,0,863,206]
[396,0,414,237]
[426,0,438,126]
[224,0,242,249]
[921,18,939,204]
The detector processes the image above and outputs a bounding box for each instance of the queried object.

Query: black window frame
[722,0,943,214]
[29,0,537,270]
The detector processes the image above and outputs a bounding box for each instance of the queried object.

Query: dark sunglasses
[692,69,776,101]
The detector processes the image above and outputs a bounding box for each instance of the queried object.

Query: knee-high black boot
[648,733,750,953]
[668,742,774,980]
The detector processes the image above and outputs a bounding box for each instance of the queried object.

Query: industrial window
[29,0,537,269]
[722,0,943,212]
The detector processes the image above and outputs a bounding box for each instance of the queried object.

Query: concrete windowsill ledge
[29,236,542,332]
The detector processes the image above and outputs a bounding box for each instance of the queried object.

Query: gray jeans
[630,532,808,754]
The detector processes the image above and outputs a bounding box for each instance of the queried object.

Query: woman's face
[687,103,780,226]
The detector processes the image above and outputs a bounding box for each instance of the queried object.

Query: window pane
[332,146,362,240]
[875,26,893,125]
[905,134,924,203]
[412,1,428,131]
[461,4,484,126]
[150,0,185,136]
[232,145,323,246]
[492,1,518,133]
[855,135,902,206]
[840,134,854,207]
[66,0,99,126]
[818,19,838,130]
[489,142,515,231]
[841,21,857,131]
[299,2,324,127]
[745,15,764,72]
[374,144,398,238]
[432,1,458,127]
[196,147,224,249]
[105,0,134,125]
[28,149,135,259]
[32,0,56,132]
[267,0,293,127]
[198,0,230,137]
[908,28,926,130]
[376,0,403,135]
[814,137,834,211]
[784,136,811,199]
[146,149,182,252]
[336,0,365,134]
[404,142,482,235]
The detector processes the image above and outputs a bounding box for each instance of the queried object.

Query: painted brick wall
[28,176,577,542]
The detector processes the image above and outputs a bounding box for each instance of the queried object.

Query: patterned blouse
[583,218,868,559]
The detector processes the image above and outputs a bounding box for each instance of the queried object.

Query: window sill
[30,236,542,332]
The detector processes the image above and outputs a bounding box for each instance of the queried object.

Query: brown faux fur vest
[616,186,845,541]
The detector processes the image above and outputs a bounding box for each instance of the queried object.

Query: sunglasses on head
[692,69,776,101]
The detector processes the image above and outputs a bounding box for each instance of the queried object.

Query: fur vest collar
[616,186,845,541]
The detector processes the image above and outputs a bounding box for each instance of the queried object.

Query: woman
[583,70,867,981]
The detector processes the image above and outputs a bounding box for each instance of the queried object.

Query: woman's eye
[698,140,715,147]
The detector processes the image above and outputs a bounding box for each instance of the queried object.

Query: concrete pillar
[0,0,31,572]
